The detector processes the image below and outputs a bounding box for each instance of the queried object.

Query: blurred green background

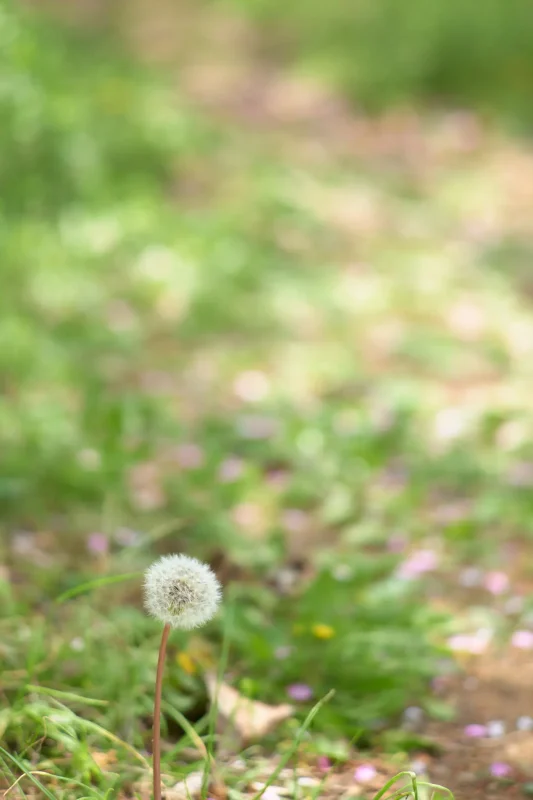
[2,0,533,796]
[229,0,533,122]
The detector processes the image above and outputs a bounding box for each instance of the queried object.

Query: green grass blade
[371,772,417,800]
[55,571,141,603]
[201,595,236,798]
[162,702,210,760]
[0,746,57,800]
[251,689,335,800]
[46,698,150,769]
[417,781,455,799]
[26,684,109,707]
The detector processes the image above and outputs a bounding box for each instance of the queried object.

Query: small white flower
[144,554,222,629]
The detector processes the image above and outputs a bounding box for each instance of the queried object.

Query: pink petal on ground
[354,765,377,783]
[489,762,512,778]
[397,549,439,579]
[511,630,533,649]
[447,630,492,654]
[483,571,509,595]
[464,724,487,738]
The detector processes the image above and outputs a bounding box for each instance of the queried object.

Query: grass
[2,0,533,797]
[220,0,533,124]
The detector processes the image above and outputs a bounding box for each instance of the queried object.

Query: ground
[3,1,533,799]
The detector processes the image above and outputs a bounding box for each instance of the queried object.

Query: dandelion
[311,623,335,640]
[144,554,221,630]
[144,554,222,800]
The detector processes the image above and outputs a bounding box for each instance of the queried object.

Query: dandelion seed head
[144,554,222,629]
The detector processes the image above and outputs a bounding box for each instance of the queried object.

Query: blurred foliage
[227,0,533,122]
[0,2,183,216]
[0,0,299,517]
[0,0,187,511]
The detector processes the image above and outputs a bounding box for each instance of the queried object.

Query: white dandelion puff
[144,554,222,800]
[144,553,222,629]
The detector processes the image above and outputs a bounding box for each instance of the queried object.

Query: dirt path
[424,650,533,798]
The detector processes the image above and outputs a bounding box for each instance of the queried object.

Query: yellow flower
[176,652,196,675]
[311,623,335,640]
[187,636,216,669]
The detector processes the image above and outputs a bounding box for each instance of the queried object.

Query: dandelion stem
[153,622,171,800]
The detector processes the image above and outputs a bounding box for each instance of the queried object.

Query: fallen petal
[489,762,512,779]
[511,630,533,649]
[354,764,377,783]
[205,673,293,743]
[464,724,487,738]
[167,772,204,800]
